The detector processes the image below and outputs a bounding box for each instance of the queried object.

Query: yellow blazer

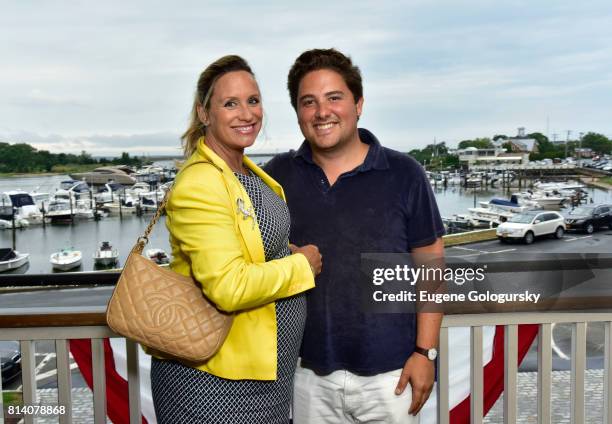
[165,138,315,380]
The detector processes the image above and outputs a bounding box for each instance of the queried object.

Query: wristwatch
[414,346,438,361]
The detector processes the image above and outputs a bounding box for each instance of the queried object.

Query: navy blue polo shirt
[264,128,445,375]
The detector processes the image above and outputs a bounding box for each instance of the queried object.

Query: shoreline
[0,172,63,178]
[580,176,612,191]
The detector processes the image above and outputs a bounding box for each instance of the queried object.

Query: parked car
[564,204,612,234]
[496,211,565,244]
[0,341,21,383]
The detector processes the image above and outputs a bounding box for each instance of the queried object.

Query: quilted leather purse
[106,187,233,363]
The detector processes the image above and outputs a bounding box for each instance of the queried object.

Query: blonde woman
[151,55,322,423]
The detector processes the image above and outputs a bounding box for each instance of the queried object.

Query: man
[265,48,445,423]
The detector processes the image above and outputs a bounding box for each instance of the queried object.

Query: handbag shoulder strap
[132,187,171,254]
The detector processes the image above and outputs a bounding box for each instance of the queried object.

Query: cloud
[0,0,611,151]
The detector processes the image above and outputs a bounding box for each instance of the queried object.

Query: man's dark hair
[287,48,363,110]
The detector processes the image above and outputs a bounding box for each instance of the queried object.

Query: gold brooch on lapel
[237,198,257,229]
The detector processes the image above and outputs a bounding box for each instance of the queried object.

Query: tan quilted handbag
[106,188,233,363]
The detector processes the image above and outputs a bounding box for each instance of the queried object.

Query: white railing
[437,311,612,424]
[1,309,611,423]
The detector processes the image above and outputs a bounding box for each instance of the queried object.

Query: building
[457,147,527,169]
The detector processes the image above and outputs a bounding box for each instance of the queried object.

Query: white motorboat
[513,191,567,207]
[45,200,74,221]
[54,180,91,202]
[103,202,137,216]
[94,182,126,204]
[93,241,119,267]
[50,248,83,271]
[0,191,44,225]
[137,193,161,212]
[467,206,514,226]
[533,181,585,192]
[146,248,170,265]
[0,248,29,272]
[479,195,540,214]
[102,193,138,216]
[125,182,152,197]
[45,198,97,221]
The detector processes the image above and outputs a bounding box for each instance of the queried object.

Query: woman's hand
[290,244,322,276]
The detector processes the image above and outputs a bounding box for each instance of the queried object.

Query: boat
[0,248,29,272]
[125,182,153,197]
[45,200,74,221]
[134,165,165,184]
[513,190,567,207]
[53,180,91,202]
[442,214,483,233]
[94,183,126,204]
[533,181,586,192]
[50,248,82,271]
[479,195,540,214]
[146,248,170,265]
[45,198,97,221]
[467,206,514,226]
[102,196,137,216]
[29,189,50,210]
[93,241,119,267]
[69,166,136,186]
[0,191,44,225]
[137,193,161,213]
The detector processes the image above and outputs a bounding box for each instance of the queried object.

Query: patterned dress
[151,171,307,424]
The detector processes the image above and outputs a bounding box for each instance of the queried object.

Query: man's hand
[395,352,435,415]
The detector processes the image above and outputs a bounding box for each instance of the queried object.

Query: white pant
[293,364,419,424]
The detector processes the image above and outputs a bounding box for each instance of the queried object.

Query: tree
[458,138,493,149]
[493,134,508,141]
[581,132,611,155]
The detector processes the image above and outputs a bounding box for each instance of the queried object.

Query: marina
[0,167,611,274]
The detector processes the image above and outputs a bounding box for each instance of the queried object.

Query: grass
[601,176,612,186]
[0,163,99,177]
[50,164,100,173]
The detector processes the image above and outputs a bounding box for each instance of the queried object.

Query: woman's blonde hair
[181,55,255,157]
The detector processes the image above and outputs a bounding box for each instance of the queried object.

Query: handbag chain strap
[132,185,172,254]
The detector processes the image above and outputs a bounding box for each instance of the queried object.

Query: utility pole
[578,132,584,168]
[565,130,571,158]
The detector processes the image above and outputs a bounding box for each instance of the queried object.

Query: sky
[1,0,612,157]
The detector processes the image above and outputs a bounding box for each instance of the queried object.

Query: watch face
[428,348,438,361]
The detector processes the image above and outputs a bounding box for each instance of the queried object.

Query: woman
[151,55,322,423]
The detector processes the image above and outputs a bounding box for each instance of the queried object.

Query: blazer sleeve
[166,164,315,312]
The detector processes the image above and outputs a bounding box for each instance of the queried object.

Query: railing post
[471,326,483,424]
[437,327,450,424]
[504,324,518,424]
[56,339,73,424]
[91,338,107,424]
[571,322,586,424]
[126,339,142,424]
[20,340,37,424]
[0,352,4,424]
[537,323,552,424]
[604,321,612,424]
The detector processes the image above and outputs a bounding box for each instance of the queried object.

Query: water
[1,173,611,274]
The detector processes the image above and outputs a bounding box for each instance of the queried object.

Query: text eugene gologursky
[371,265,541,304]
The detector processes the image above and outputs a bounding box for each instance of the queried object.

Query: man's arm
[395,237,445,416]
